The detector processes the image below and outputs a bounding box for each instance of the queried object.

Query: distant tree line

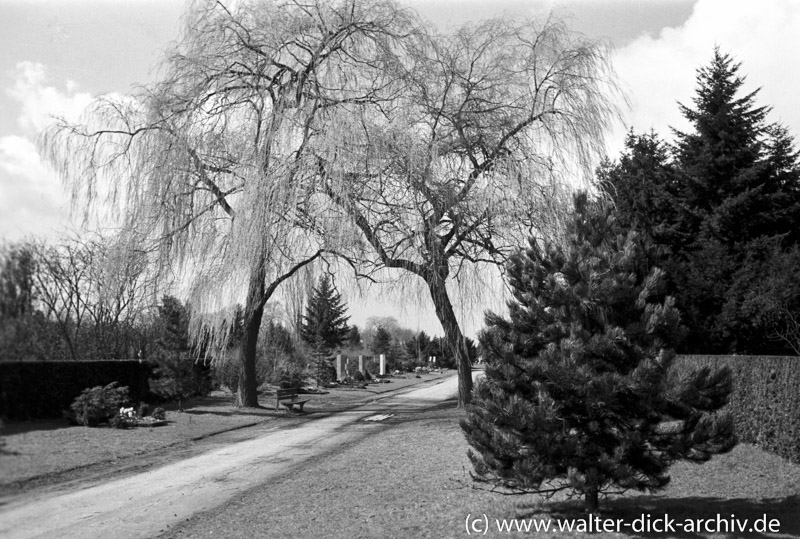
[0,235,153,361]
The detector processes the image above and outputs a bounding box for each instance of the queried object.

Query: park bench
[275,387,310,412]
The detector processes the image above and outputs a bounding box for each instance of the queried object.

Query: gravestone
[335,354,345,381]
[379,354,386,375]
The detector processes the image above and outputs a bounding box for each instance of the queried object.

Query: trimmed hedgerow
[673,355,800,464]
[0,360,154,420]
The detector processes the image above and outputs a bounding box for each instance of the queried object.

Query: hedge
[673,355,800,464]
[0,360,156,420]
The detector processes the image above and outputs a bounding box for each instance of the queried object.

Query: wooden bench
[275,388,310,412]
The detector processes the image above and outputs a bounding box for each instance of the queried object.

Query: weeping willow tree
[40,0,417,407]
[317,15,623,406]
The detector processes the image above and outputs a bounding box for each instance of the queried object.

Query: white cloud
[610,0,800,154]
[0,135,69,240]
[0,62,91,240]
[6,61,93,135]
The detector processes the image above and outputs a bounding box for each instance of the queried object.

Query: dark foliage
[601,49,800,353]
[462,195,736,512]
[0,360,154,420]
[346,325,362,347]
[673,355,800,465]
[67,382,131,427]
[148,296,211,408]
[299,275,350,354]
[371,326,392,357]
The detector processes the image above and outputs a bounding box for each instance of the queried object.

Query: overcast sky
[1,0,798,333]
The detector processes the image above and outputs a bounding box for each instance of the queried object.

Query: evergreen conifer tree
[150,296,208,409]
[345,325,362,348]
[371,325,392,357]
[461,195,736,513]
[299,275,350,354]
[602,49,800,353]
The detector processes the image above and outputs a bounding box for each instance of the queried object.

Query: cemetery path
[0,371,473,539]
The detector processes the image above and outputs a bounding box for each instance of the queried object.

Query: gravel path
[0,373,469,539]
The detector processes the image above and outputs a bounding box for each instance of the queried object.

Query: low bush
[67,382,131,427]
[276,363,307,389]
[212,351,270,393]
[673,355,800,464]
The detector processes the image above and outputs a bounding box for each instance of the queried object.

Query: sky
[1,0,799,334]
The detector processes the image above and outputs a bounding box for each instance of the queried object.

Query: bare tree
[40,0,417,406]
[317,16,622,405]
[30,233,152,360]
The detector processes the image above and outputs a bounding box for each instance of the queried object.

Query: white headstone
[379,354,386,375]
[336,354,344,381]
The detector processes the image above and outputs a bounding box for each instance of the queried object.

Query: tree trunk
[584,487,599,513]
[584,467,600,513]
[426,275,473,407]
[236,262,266,408]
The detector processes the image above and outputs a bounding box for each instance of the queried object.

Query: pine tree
[598,131,684,252]
[405,331,432,363]
[149,296,207,410]
[371,325,392,356]
[345,325,362,348]
[461,195,736,513]
[299,275,350,354]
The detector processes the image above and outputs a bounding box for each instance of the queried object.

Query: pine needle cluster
[461,194,737,512]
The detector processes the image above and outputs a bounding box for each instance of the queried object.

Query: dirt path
[0,373,470,539]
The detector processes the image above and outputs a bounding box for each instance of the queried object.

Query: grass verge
[0,370,451,494]
[159,405,800,539]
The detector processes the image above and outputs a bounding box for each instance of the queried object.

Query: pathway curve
[0,372,473,539]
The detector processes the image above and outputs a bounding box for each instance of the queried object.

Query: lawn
[0,370,451,495]
[158,404,800,539]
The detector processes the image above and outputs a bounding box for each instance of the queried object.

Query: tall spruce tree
[603,49,800,353]
[299,275,350,354]
[675,49,800,351]
[461,195,736,513]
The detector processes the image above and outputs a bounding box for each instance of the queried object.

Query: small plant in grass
[152,407,166,421]
[68,382,130,427]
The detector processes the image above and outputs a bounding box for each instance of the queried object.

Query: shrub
[137,402,151,418]
[212,352,243,393]
[212,349,271,393]
[109,413,131,429]
[276,363,307,389]
[312,356,337,386]
[67,382,130,427]
[673,355,800,464]
[152,407,166,421]
[352,370,365,382]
